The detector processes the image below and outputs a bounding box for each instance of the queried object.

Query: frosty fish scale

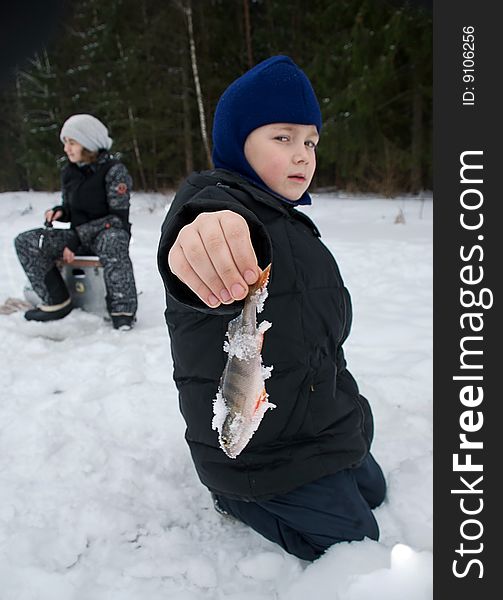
[212,265,274,458]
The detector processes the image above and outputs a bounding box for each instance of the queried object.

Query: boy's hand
[168,210,259,307]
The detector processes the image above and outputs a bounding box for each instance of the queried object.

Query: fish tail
[249,264,271,295]
[253,387,268,413]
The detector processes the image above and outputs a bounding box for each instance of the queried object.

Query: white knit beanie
[59,114,113,151]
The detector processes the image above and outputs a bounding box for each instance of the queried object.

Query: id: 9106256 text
[462,26,475,106]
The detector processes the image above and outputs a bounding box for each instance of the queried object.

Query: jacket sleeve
[336,356,374,447]
[104,162,133,232]
[157,184,272,315]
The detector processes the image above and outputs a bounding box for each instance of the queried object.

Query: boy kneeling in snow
[158,56,386,561]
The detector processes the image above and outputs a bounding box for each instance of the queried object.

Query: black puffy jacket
[53,152,133,250]
[158,169,374,501]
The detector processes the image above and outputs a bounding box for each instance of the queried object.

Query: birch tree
[182,0,212,169]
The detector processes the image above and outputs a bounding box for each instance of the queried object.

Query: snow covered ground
[0,190,432,599]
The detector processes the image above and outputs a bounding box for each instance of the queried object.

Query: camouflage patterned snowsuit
[15,153,137,315]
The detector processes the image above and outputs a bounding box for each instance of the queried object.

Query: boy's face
[244,123,319,200]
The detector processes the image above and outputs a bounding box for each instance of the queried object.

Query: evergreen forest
[0,0,432,195]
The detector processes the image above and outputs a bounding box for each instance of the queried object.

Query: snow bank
[0,191,432,599]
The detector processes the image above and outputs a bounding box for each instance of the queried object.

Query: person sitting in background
[14,113,138,330]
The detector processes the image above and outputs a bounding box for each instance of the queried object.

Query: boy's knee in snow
[359,513,380,541]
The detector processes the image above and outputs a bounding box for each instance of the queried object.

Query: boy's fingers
[219,212,258,285]
[178,228,236,303]
[168,210,259,305]
[169,242,222,307]
[195,216,249,301]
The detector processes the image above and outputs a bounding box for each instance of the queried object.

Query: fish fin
[249,264,271,295]
[258,332,263,352]
[253,388,268,413]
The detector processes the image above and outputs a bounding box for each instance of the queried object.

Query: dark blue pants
[214,454,386,561]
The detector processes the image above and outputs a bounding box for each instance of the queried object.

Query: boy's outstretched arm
[168,210,259,308]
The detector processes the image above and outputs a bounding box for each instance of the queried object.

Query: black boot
[25,298,73,322]
[111,314,135,330]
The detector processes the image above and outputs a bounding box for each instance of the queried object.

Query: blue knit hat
[212,56,322,205]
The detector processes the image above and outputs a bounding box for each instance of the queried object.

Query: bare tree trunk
[116,36,148,190]
[141,0,159,190]
[181,45,194,176]
[184,0,212,168]
[243,0,253,68]
[127,105,148,190]
[410,67,423,194]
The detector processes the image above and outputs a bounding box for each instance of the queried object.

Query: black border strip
[434,1,500,596]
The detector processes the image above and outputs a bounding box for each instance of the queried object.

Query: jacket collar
[62,150,113,172]
[186,169,321,236]
[188,169,296,216]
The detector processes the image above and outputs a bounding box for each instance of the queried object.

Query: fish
[212,264,274,459]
